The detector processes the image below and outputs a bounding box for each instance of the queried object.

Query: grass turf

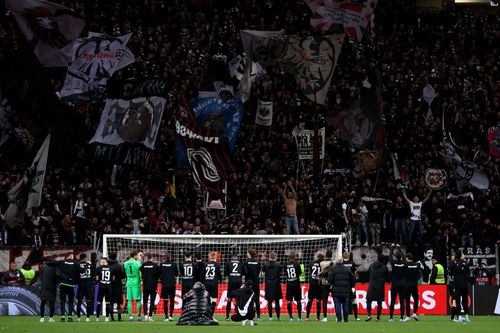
[0,315,499,333]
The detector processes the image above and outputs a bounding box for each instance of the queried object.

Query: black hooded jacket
[177,283,219,325]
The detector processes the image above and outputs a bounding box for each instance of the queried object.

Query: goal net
[103,234,342,315]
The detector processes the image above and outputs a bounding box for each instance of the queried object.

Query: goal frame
[103,234,343,258]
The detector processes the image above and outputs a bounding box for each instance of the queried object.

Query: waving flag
[59,33,135,103]
[442,113,489,190]
[4,133,50,227]
[6,0,85,67]
[176,97,233,209]
[330,72,384,150]
[90,97,166,167]
[281,34,344,105]
[305,0,377,40]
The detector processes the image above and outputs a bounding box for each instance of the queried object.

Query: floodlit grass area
[0,315,499,333]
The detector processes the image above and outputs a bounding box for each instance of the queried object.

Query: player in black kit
[264,251,282,321]
[285,252,302,321]
[225,253,247,321]
[96,258,114,322]
[245,249,262,321]
[204,252,222,316]
[76,253,95,322]
[159,252,178,321]
[306,251,324,321]
[180,252,197,299]
[342,251,359,321]
[405,253,421,321]
[389,245,407,322]
[140,253,160,321]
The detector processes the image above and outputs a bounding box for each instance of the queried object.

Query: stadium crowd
[0,0,499,260]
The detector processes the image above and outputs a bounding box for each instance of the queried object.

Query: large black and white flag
[281,34,344,105]
[27,133,50,209]
[255,100,273,126]
[90,97,166,167]
[6,0,85,67]
[59,33,135,103]
[4,133,50,227]
[442,113,489,190]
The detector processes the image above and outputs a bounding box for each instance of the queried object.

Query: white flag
[238,53,252,103]
[60,33,135,103]
[6,0,85,67]
[229,52,266,82]
[27,133,50,209]
[281,34,344,105]
[90,97,166,149]
[255,100,273,126]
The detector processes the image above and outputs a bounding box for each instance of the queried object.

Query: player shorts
[286,284,302,301]
[265,281,282,301]
[308,281,321,300]
[77,283,94,302]
[126,286,142,301]
[161,286,176,299]
[205,283,219,299]
[98,285,112,303]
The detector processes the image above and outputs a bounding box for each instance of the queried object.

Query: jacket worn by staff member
[367,261,388,302]
[40,263,57,301]
[177,282,219,326]
[327,262,355,298]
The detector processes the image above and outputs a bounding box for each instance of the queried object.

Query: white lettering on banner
[175,121,220,144]
[422,290,436,310]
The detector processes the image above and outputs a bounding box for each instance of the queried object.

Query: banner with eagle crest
[59,33,135,104]
[90,97,166,167]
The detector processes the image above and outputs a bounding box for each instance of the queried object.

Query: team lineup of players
[38,246,470,323]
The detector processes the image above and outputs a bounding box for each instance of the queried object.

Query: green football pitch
[0,315,499,333]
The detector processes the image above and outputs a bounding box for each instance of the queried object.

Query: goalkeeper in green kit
[124,250,143,321]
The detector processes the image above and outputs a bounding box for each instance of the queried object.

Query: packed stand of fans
[0,0,499,259]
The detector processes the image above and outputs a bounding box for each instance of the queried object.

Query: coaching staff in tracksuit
[47,253,84,322]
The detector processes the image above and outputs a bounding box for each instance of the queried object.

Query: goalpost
[103,234,342,315]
